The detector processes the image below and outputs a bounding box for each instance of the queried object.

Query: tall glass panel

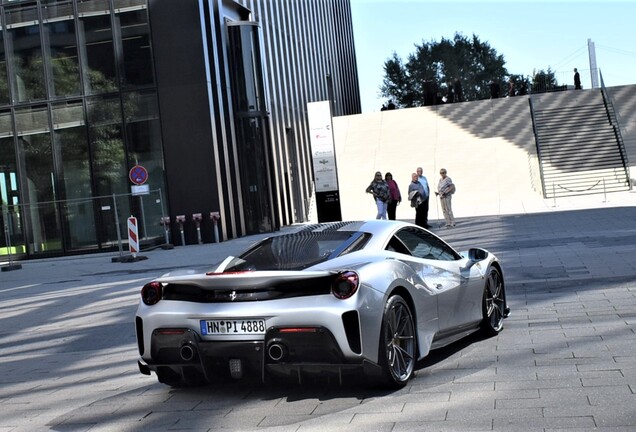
[42,0,81,97]
[87,94,128,245]
[0,110,25,258]
[234,116,272,234]
[78,4,117,94]
[0,27,10,104]
[5,3,47,102]
[228,23,274,234]
[52,99,97,250]
[15,104,62,254]
[116,2,153,90]
[123,90,164,240]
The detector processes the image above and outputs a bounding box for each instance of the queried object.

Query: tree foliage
[531,68,559,93]
[380,33,511,107]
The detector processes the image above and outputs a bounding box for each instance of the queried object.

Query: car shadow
[415,330,490,370]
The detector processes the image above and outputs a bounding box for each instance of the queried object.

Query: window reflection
[15,105,62,254]
[0,29,10,104]
[117,5,153,89]
[87,95,126,195]
[42,0,81,97]
[0,110,24,257]
[52,99,97,250]
[79,11,117,94]
[5,3,47,101]
[0,0,166,257]
[124,90,164,239]
[87,95,128,244]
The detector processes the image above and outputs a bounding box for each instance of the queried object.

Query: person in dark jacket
[366,171,390,219]
[574,68,582,89]
[384,172,402,220]
[408,172,428,229]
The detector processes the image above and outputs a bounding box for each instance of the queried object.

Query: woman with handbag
[365,171,390,219]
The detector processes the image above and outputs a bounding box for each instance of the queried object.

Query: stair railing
[599,70,631,189]
[528,96,547,197]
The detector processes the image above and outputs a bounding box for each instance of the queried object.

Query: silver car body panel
[136,220,503,376]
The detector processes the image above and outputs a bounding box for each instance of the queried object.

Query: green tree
[380,33,510,106]
[531,68,558,93]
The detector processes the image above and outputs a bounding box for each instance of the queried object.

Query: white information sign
[307,101,339,192]
[131,184,150,196]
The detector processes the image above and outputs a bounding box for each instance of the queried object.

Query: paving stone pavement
[1,195,636,431]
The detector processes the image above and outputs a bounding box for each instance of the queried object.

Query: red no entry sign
[129,165,148,185]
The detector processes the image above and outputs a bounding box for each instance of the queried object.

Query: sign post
[111,164,149,262]
[129,164,149,241]
[307,101,342,222]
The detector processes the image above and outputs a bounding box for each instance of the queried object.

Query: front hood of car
[159,268,199,278]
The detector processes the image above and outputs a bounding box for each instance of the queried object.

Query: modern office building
[0,0,360,259]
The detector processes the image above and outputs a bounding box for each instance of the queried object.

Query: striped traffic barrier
[128,216,139,256]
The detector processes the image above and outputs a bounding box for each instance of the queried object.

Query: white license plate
[200,319,266,335]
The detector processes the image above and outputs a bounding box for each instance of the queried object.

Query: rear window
[224,231,370,271]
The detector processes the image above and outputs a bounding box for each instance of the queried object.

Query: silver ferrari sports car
[135,220,508,388]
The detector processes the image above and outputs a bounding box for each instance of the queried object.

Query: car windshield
[223,231,371,271]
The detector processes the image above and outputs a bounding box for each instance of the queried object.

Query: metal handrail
[528,96,547,197]
[599,70,631,189]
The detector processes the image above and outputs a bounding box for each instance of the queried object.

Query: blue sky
[350,0,636,112]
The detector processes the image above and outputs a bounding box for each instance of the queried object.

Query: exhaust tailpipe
[267,342,287,361]
[180,343,196,362]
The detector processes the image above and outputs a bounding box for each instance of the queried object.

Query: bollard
[192,213,203,244]
[1,206,22,272]
[210,211,221,243]
[160,216,171,245]
[175,215,186,245]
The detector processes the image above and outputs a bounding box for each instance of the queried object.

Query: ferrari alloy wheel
[481,267,505,336]
[378,295,416,388]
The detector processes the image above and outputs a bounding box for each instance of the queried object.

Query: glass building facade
[0,0,360,259]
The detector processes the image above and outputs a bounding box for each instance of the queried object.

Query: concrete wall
[331,84,636,222]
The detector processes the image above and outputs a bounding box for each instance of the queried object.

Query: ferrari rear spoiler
[156,267,335,290]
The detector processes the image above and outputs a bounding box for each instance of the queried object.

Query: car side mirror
[468,248,488,262]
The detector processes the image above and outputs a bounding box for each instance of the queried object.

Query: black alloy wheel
[378,295,416,388]
[481,267,505,335]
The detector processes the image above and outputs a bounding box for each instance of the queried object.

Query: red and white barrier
[128,216,139,256]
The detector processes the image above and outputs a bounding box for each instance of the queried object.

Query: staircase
[531,88,630,198]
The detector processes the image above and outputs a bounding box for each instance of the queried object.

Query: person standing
[384,172,402,220]
[435,168,456,227]
[574,68,582,90]
[445,81,454,103]
[453,78,463,102]
[408,173,428,228]
[366,171,390,219]
[416,167,431,228]
[489,80,500,98]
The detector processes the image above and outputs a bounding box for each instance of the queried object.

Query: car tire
[377,294,416,388]
[481,267,505,336]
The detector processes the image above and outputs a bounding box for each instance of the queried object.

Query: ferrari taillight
[141,281,162,305]
[331,271,359,299]
[278,327,318,333]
